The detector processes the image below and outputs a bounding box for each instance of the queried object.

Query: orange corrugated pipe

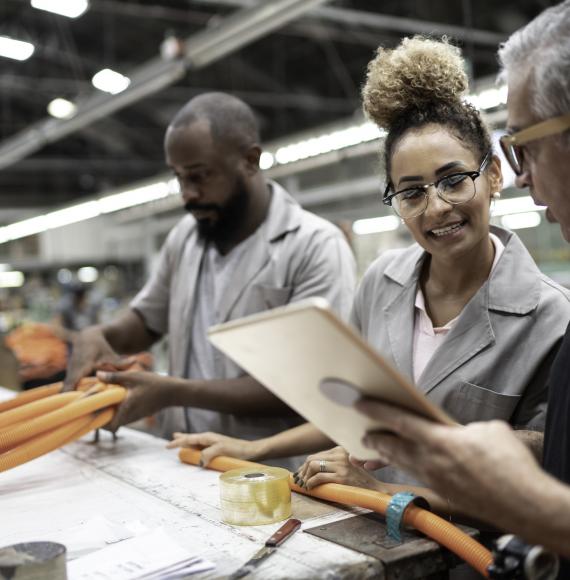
[0,361,149,471]
[0,380,126,473]
[0,409,114,473]
[179,448,492,578]
[0,377,99,414]
[0,383,63,413]
[0,388,125,453]
[0,391,84,430]
[63,408,116,443]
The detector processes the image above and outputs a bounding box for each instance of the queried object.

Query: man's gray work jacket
[131,180,356,465]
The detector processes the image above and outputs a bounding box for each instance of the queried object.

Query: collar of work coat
[380,225,543,394]
[172,180,303,375]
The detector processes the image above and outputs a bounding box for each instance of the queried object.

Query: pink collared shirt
[412,233,505,382]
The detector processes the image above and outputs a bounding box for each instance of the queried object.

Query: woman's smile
[426,219,468,239]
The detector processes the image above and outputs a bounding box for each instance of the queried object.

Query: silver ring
[319,459,328,473]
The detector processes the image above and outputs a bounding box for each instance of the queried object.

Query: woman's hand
[294,446,386,491]
[166,431,264,466]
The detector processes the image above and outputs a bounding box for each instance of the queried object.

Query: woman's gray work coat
[352,226,570,430]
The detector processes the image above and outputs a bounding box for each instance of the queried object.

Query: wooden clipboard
[208,298,454,459]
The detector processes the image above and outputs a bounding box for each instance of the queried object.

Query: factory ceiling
[0,0,555,223]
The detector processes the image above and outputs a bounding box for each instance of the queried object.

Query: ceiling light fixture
[501,211,542,230]
[262,88,506,171]
[31,0,89,19]
[352,216,400,235]
[77,266,98,283]
[466,85,508,111]
[92,68,131,95]
[259,152,274,171]
[0,36,35,61]
[57,268,73,284]
[0,179,179,244]
[47,98,77,119]
[492,196,546,217]
[274,122,384,166]
[98,182,171,214]
[0,271,25,289]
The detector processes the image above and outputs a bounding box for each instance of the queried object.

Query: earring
[491,191,501,199]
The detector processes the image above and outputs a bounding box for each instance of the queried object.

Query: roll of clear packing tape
[220,467,291,526]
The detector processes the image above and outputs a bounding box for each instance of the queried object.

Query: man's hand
[97,370,172,432]
[355,398,544,527]
[63,327,126,392]
[63,310,158,392]
[166,432,264,466]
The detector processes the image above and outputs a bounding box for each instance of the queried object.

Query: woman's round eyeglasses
[383,151,492,220]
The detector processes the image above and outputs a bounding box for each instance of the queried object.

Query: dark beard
[184,177,250,243]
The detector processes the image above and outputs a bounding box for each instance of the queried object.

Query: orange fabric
[4,321,154,385]
[4,323,67,382]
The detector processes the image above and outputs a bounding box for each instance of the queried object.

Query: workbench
[0,387,473,579]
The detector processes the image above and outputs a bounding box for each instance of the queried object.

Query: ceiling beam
[193,0,507,47]
[314,6,506,47]
[0,0,330,172]
[0,158,164,172]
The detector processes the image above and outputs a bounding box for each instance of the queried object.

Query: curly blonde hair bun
[362,36,468,129]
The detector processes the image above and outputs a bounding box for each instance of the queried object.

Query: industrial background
[0,0,565,341]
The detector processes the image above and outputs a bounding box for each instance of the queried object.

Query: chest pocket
[442,380,521,424]
[247,284,293,312]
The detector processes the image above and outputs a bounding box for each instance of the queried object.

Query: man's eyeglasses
[500,113,570,176]
[383,151,492,220]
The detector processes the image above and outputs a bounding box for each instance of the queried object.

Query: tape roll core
[219,466,291,526]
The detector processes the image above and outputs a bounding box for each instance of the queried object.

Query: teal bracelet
[386,492,430,542]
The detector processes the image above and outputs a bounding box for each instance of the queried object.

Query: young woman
[168,37,570,515]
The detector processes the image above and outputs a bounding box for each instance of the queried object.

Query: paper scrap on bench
[67,528,215,579]
[49,515,139,560]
